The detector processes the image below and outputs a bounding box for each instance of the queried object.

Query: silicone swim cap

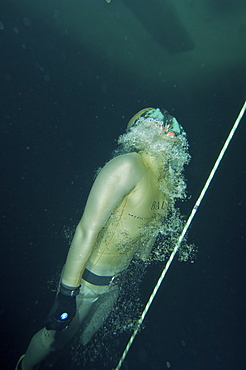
[127,108,185,137]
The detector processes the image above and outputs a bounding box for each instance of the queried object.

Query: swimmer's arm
[61,153,144,288]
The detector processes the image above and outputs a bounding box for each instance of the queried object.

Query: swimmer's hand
[44,285,80,331]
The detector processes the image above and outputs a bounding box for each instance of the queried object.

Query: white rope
[115,101,246,370]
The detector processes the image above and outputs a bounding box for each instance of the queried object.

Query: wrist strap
[60,284,81,297]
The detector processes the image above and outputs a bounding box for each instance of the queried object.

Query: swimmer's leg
[81,285,119,345]
[21,287,99,370]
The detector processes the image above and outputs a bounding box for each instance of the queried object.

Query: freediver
[16,107,189,369]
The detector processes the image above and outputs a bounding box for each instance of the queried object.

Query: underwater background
[0,1,245,369]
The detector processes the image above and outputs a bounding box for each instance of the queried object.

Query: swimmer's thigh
[80,285,119,345]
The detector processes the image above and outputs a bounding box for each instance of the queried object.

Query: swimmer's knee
[38,328,59,352]
[33,328,66,352]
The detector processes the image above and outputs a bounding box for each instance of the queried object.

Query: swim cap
[127,108,185,137]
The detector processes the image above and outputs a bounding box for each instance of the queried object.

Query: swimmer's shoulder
[108,152,145,171]
[101,153,145,182]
